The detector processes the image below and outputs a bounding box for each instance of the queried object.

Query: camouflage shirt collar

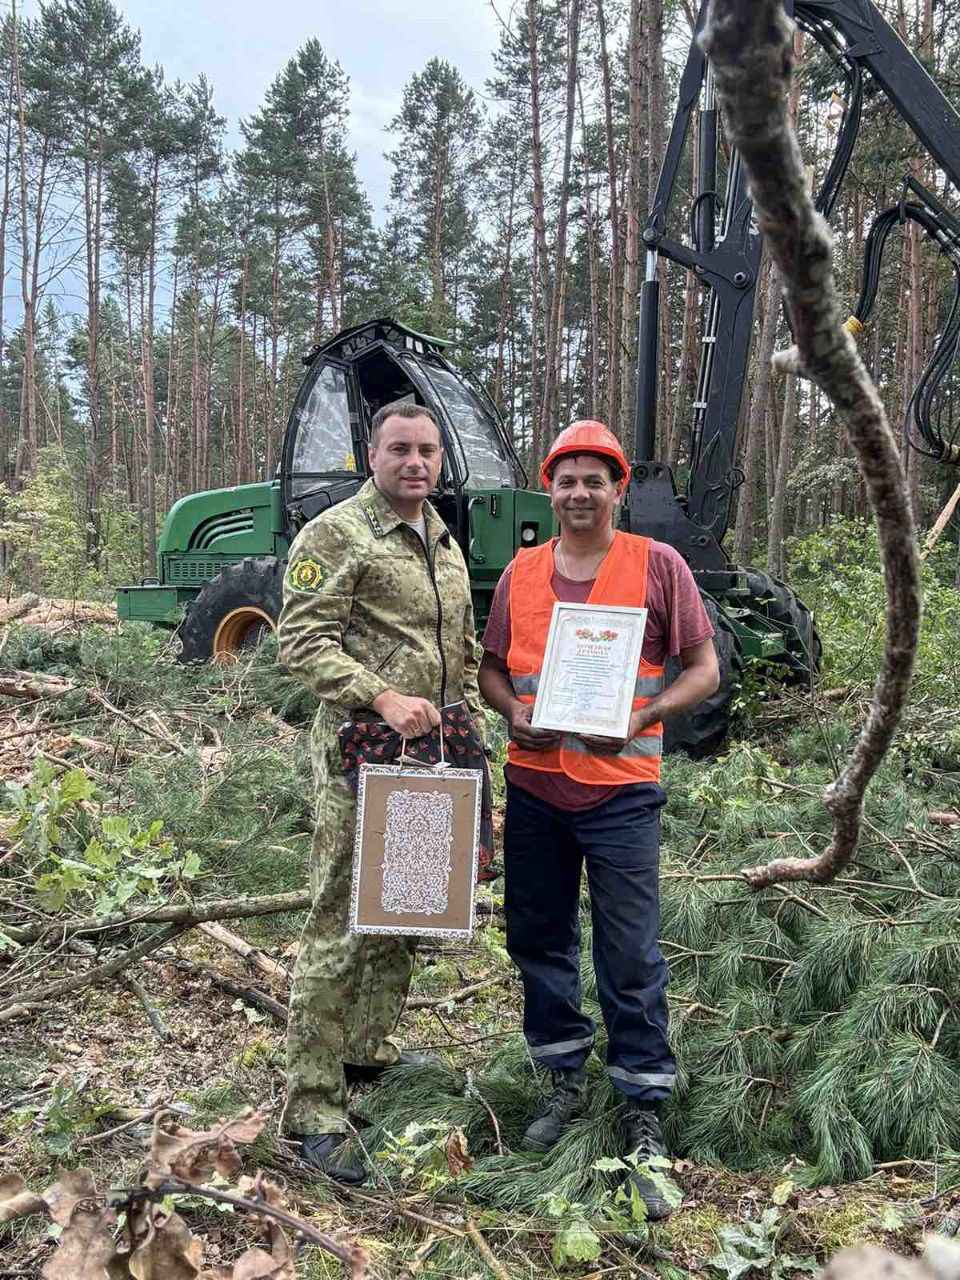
[358,478,448,544]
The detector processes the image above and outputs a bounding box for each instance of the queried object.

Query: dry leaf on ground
[0,1171,46,1223]
[128,1205,204,1280]
[147,1108,269,1185]
[445,1127,473,1178]
[43,1168,99,1226]
[42,1204,126,1280]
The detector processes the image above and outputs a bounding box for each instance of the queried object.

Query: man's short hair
[546,451,624,485]
[370,400,441,443]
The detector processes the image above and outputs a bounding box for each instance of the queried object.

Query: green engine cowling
[116,480,289,626]
[116,478,555,643]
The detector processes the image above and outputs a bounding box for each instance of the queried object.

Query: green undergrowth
[5,520,960,1214]
[355,718,960,1196]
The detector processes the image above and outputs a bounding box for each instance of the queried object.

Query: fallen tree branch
[120,1175,369,1278]
[2,888,312,945]
[77,1104,171,1149]
[0,671,72,699]
[405,973,504,1010]
[0,924,188,1012]
[0,592,40,623]
[701,0,921,888]
[124,972,172,1041]
[465,1219,511,1280]
[175,958,289,1025]
[198,919,290,982]
[922,478,960,561]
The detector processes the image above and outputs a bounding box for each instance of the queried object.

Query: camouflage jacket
[278,479,481,731]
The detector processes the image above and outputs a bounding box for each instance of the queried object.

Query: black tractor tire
[743,568,821,685]
[178,555,284,664]
[663,595,742,758]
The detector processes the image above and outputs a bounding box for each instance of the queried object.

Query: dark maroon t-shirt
[482,538,715,811]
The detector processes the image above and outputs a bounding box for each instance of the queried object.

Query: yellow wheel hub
[212,606,275,664]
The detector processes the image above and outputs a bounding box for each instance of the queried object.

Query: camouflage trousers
[282,740,416,1136]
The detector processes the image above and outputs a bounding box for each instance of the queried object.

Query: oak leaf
[0,1172,46,1223]
[128,1206,204,1280]
[42,1204,130,1280]
[147,1108,269,1186]
[42,1168,99,1226]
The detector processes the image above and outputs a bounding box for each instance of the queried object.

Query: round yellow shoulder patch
[290,557,325,592]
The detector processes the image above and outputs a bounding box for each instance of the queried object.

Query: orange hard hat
[539,420,630,491]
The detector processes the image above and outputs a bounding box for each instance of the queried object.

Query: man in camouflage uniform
[277,400,482,1183]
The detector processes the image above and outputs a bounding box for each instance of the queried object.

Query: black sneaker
[622,1106,677,1222]
[522,1068,587,1152]
[344,1049,440,1084]
[296,1132,366,1185]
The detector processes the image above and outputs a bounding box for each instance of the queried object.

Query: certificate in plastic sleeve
[531,603,648,740]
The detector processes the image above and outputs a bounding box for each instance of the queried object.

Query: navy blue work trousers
[503,778,675,1102]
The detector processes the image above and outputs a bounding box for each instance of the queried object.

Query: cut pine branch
[701,0,921,889]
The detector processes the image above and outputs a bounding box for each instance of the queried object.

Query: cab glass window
[417,364,519,488]
[290,363,356,493]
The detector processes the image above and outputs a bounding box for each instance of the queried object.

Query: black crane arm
[629,0,960,570]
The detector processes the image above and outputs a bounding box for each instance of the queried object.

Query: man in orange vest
[478,420,719,1219]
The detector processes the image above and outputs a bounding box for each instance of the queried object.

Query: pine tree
[386,58,483,336]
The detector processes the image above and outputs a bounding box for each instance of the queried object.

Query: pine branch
[700,0,921,888]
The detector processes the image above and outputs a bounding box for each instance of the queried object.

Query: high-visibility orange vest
[506,532,664,785]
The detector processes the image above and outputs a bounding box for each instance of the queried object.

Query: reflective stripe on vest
[506,532,665,785]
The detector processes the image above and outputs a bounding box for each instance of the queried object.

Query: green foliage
[2,758,200,915]
[12,1078,116,1159]
[375,1121,462,1192]
[707,1208,817,1280]
[0,447,140,599]
[788,517,960,698]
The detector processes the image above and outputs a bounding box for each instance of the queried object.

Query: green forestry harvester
[115,314,798,755]
[117,0,960,754]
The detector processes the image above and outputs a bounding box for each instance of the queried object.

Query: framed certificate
[531,602,648,739]
[349,764,482,939]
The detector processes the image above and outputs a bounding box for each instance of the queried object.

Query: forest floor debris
[3,539,960,1276]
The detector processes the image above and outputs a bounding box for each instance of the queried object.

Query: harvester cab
[116,318,554,663]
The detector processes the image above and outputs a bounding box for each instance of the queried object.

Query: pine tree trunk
[578,77,601,420]
[618,0,644,443]
[596,0,621,436]
[0,20,14,483]
[204,262,222,492]
[164,257,179,512]
[767,369,796,576]
[734,259,781,564]
[11,5,36,483]
[527,0,551,469]
[540,0,582,446]
[237,249,249,488]
[318,119,340,333]
[141,157,160,574]
[493,148,517,412]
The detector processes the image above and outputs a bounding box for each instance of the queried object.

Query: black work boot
[622,1106,677,1222]
[296,1132,366,1185]
[344,1049,440,1084]
[522,1068,587,1152]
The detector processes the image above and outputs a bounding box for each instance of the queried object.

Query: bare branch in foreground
[0,924,189,1013]
[700,0,921,888]
[2,888,312,945]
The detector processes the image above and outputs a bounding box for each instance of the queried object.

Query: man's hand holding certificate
[531,602,648,743]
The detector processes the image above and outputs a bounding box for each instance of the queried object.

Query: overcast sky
[112,0,505,217]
